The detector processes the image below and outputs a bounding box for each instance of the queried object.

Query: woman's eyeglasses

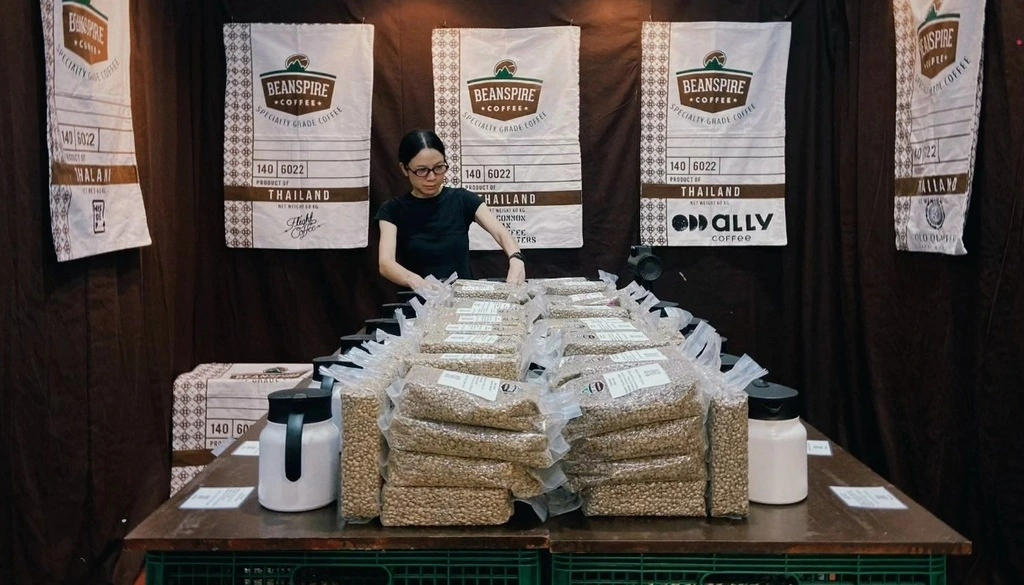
[407,163,449,178]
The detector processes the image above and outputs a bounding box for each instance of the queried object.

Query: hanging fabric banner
[223,23,373,249]
[639,22,791,247]
[40,0,152,262]
[893,0,985,255]
[433,26,582,249]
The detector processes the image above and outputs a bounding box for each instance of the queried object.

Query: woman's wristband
[509,251,526,263]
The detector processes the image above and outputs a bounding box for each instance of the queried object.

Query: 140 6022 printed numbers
[668,158,719,175]
[912,142,939,163]
[254,162,308,177]
[60,126,99,151]
[207,420,252,438]
[463,166,514,182]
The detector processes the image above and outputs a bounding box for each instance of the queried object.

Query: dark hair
[398,129,446,166]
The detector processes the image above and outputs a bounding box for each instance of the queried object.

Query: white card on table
[830,486,907,510]
[180,487,254,510]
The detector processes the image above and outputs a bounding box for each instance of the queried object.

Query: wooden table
[125,419,969,584]
[548,426,970,555]
[127,420,547,552]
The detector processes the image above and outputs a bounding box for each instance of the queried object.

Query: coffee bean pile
[547,340,711,516]
[380,486,514,526]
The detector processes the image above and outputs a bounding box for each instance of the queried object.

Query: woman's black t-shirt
[374,187,484,280]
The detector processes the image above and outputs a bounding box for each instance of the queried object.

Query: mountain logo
[917,0,960,79]
[467,59,543,121]
[62,0,109,65]
[925,198,946,229]
[260,54,337,116]
[675,49,753,114]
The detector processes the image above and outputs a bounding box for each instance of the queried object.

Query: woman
[376,129,526,289]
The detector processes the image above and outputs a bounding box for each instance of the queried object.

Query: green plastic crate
[146,550,542,585]
[550,554,946,585]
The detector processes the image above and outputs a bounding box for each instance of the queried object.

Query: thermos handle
[319,376,334,392]
[285,408,305,482]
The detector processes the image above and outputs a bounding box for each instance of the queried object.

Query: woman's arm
[474,205,526,284]
[378,220,428,289]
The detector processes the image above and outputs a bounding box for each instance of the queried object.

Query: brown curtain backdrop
[0,0,1020,583]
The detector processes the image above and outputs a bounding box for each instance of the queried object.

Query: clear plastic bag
[544,281,615,297]
[546,291,622,306]
[548,304,630,319]
[380,486,514,526]
[705,354,766,519]
[379,408,570,468]
[533,318,594,336]
[560,329,672,356]
[449,299,526,316]
[659,307,694,333]
[564,453,707,491]
[581,480,707,517]
[320,367,393,524]
[565,415,706,461]
[559,360,705,441]
[389,365,579,432]
[403,352,522,381]
[550,347,682,388]
[431,318,528,336]
[452,279,530,303]
[419,332,523,355]
[556,353,608,369]
[384,449,566,498]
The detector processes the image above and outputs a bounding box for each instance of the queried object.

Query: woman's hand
[506,258,526,284]
[408,274,429,291]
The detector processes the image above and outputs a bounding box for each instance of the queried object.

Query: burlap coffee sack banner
[40,0,152,261]
[433,26,582,249]
[223,23,373,249]
[640,21,791,247]
[893,0,985,255]
[172,362,314,453]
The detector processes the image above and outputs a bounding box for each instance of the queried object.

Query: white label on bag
[180,487,254,510]
[807,440,833,456]
[232,441,260,456]
[603,364,671,398]
[437,370,500,401]
[829,486,907,510]
[444,334,501,344]
[445,323,495,332]
[455,301,514,314]
[595,331,650,342]
[570,292,607,302]
[474,301,513,309]
[460,283,497,291]
[440,353,501,361]
[581,318,636,331]
[610,348,668,363]
[458,314,504,324]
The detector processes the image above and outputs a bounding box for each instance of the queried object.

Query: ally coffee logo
[62,0,108,65]
[467,60,543,122]
[676,50,753,114]
[918,0,960,78]
[260,54,337,116]
[672,213,774,233]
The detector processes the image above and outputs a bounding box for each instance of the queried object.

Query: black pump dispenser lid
[744,379,800,421]
[267,388,332,424]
